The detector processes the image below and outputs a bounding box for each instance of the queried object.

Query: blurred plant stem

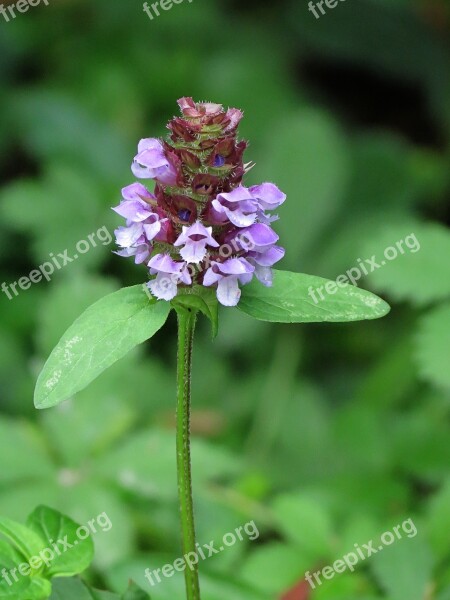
[176,307,200,600]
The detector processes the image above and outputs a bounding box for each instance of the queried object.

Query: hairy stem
[176,308,200,600]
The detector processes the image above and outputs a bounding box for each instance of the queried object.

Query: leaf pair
[34,271,390,409]
[0,506,149,600]
[0,506,93,600]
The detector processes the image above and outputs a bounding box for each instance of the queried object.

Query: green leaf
[36,274,119,357]
[106,556,265,600]
[371,537,434,600]
[95,429,241,501]
[121,581,150,600]
[238,270,390,322]
[0,574,48,600]
[362,222,450,306]
[271,494,333,560]
[255,109,350,269]
[26,506,94,578]
[0,516,46,564]
[426,479,450,560]
[49,578,116,600]
[0,418,54,486]
[48,578,149,600]
[0,164,114,269]
[416,303,450,391]
[240,542,307,595]
[172,286,219,337]
[34,286,171,409]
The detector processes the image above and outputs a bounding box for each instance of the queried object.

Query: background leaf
[26,506,94,578]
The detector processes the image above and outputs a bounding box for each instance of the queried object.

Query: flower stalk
[175,306,200,600]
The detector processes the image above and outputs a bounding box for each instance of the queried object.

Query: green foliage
[0,508,87,599]
[34,287,171,409]
[49,578,149,600]
[363,222,450,306]
[239,270,390,322]
[372,537,434,600]
[172,287,219,338]
[26,506,94,578]
[416,303,450,391]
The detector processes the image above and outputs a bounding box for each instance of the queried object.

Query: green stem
[176,307,200,600]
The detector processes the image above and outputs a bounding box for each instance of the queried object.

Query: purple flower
[249,183,286,210]
[114,223,145,249]
[225,223,285,286]
[115,243,151,265]
[132,139,178,186]
[203,258,254,307]
[114,222,152,264]
[246,246,285,286]
[174,221,219,264]
[211,186,259,227]
[147,254,192,301]
[122,182,156,203]
[113,187,166,265]
[249,183,286,223]
[113,184,157,224]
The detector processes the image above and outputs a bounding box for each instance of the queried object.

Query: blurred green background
[0,0,449,598]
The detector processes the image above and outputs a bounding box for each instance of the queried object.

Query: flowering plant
[34,99,390,600]
[114,97,285,308]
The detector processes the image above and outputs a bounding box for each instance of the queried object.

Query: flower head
[113,98,286,306]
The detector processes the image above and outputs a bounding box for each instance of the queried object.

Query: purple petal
[216,186,255,204]
[143,220,162,242]
[113,200,153,222]
[216,276,241,307]
[137,138,164,154]
[121,183,155,203]
[237,223,279,251]
[180,240,207,264]
[254,265,273,286]
[249,183,286,210]
[203,265,222,287]
[148,273,178,301]
[136,148,170,170]
[221,205,257,228]
[148,253,182,275]
[218,257,254,276]
[248,246,285,267]
[179,265,192,285]
[238,271,254,285]
[115,224,144,248]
